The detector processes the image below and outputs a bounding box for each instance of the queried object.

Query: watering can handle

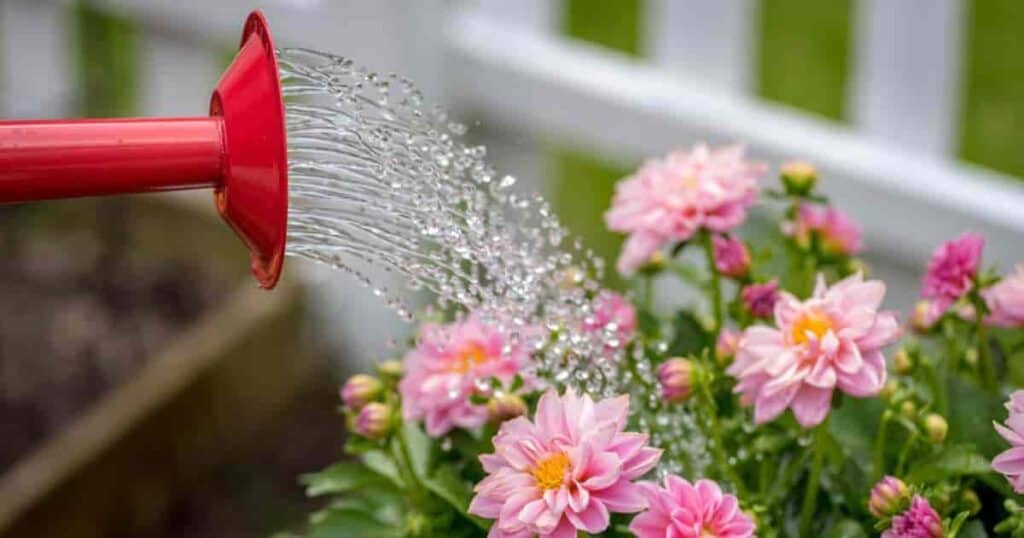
[0,117,225,203]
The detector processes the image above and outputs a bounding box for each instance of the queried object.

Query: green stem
[701,229,724,340]
[972,293,997,391]
[393,429,426,505]
[873,411,891,481]
[697,377,747,498]
[895,431,918,476]
[799,423,828,537]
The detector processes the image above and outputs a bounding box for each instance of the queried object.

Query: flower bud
[961,489,981,515]
[716,328,742,366]
[377,360,403,379]
[658,358,696,404]
[911,301,934,334]
[869,476,910,518]
[780,160,818,196]
[741,280,780,320]
[900,400,918,421]
[355,402,394,439]
[341,374,383,410]
[923,413,948,444]
[712,235,750,280]
[893,349,914,375]
[964,347,979,367]
[880,381,899,402]
[636,251,667,277]
[487,392,528,424]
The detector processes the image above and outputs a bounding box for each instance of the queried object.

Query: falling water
[277,48,708,475]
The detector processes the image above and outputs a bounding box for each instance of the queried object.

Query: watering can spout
[0,11,287,289]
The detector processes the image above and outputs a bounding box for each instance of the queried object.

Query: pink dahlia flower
[605,143,766,274]
[630,475,755,538]
[713,234,751,279]
[921,233,985,323]
[784,203,864,256]
[728,273,901,428]
[468,388,662,537]
[985,264,1024,328]
[993,390,1024,493]
[583,291,638,345]
[741,280,780,319]
[882,496,943,538]
[399,315,532,437]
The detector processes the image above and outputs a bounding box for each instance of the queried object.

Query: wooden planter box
[0,196,315,537]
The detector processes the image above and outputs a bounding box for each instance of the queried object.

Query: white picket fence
[3,0,1023,365]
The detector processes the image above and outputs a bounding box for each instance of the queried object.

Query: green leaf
[423,465,490,531]
[905,444,992,484]
[824,518,868,538]
[956,520,988,538]
[945,511,971,538]
[361,450,404,488]
[400,422,432,478]
[637,308,661,337]
[308,508,402,538]
[668,311,710,357]
[300,462,394,497]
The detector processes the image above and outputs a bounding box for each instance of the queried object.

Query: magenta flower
[605,143,766,274]
[468,388,661,537]
[583,291,637,345]
[784,203,864,256]
[713,234,751,279]
[399,314,532,437]
[630,475,755,538]
[882,496,943,538]
[727,273,902,427]
[921,233,985,323]
[985,264,1024,328]
[993,390,1024,493]
[741,280,780,319]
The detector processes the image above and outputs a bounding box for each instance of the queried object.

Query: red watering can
[0,10,288,289]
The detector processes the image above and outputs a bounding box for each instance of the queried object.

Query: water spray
[0,11,287,289]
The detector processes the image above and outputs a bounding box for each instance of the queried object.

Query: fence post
[851,0,965,155]
[646,0,755,94]
[0,0,71,117]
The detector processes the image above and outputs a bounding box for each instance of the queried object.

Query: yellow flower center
[791,311,833,345]
[531,452,570,491]
[452,344,489,374]
[683,174,700,190]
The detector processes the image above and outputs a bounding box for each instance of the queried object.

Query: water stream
[277,48,708,474]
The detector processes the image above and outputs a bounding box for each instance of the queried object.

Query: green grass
[959,0,1024,178]
[551,1,644,284]
[73,2,139,116]
[756,0,852,121]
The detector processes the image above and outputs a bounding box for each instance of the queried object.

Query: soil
[155,379,345,538]
[0,202,229,470]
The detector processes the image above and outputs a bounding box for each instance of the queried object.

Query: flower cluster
[302,143,1024,538]
[728,273,901,427]
[605,144,765,274]
[469,389,661,537]
[399,314,532,437]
